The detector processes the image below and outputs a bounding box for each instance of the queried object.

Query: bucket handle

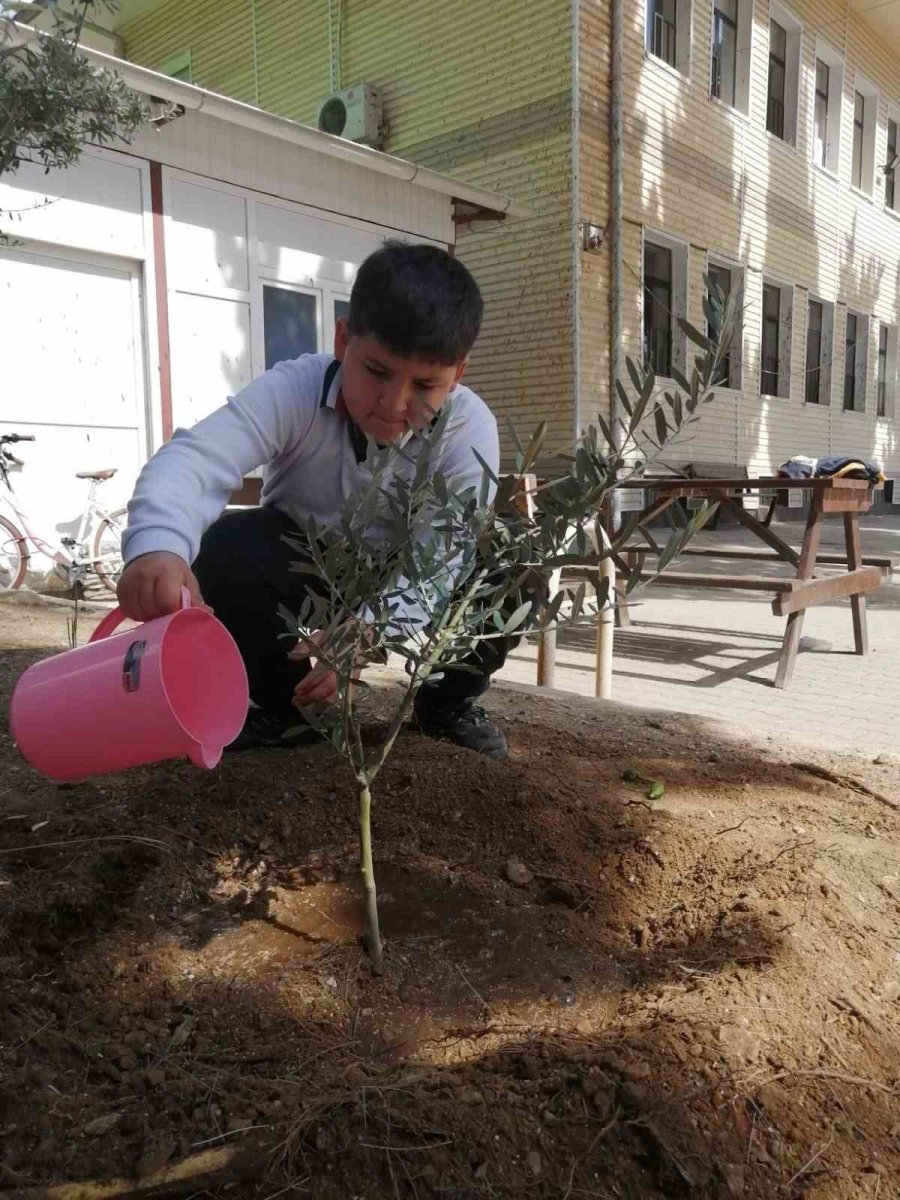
[89,587,193,644]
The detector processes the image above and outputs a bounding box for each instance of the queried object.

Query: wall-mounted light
[148,98,186,129]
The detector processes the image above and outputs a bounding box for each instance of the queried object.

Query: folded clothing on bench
[778,455,885,483]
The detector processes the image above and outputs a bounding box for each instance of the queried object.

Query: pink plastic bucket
[10,588,249,782]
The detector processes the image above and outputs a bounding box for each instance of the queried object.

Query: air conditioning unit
[316,84,383,149]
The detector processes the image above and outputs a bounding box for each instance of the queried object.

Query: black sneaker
[226,708,319,753]
[413,700,508,760]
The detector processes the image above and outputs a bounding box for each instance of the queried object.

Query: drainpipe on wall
[571,0,581,443]
[609,0,624,532]
[250,0,260,105]
[328,0,343,93]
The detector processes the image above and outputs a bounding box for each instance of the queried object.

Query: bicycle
[0,432,127,594]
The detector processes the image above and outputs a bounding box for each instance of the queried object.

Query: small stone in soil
[504,857,532,887]
[526,1150,543,1177]
[82,1112,121,1136]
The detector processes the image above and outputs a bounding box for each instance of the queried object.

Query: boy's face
[334,319,467,443]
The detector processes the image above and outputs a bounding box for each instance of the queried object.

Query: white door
[0,244,148,558]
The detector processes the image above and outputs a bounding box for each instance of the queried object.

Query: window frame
[884,106,900,215]
[706,254,744,391]
[260,280,323,370]
[804,296,834,406]
[642,229,689,382]
[646,0,693,77]
[709,0,753,115]
[811,40,844,177]
[850,73,879,197]
[160,49,193,84]
[877,322,898,419]
[760,278,794,399]
[766,3,802,149]
[842,308,869,413]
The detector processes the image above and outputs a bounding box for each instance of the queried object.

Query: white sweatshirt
[123,353,500,627]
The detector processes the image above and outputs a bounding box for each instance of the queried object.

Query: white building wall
[0,104,459,575]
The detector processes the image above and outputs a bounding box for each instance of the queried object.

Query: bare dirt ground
[1,601,899,1199]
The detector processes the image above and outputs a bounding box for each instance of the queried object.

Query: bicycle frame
[1,476,121,572]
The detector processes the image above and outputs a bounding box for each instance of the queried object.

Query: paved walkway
[497,515,900,756]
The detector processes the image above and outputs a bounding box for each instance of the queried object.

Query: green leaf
[504,599,534,634]
[472,448,499,485]
[519,421,548,473]
[653,404,668,444]
[679,318,714,351]
[670,367,692,394]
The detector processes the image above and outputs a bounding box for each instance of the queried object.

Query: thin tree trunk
[358,782,383,974]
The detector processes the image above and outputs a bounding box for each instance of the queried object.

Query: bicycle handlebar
[0,433,36,443]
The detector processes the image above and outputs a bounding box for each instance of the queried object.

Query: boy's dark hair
[348,241,483,365]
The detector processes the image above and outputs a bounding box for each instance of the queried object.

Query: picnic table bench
[600,474,892,689]
[231,471,892,696]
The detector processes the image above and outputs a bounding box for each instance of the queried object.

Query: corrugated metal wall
[122,0,577,458]
[123,0,256,103]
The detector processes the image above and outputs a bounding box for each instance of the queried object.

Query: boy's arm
[119,359,318,619]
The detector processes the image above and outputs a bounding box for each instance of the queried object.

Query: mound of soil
[1,604,899,1199]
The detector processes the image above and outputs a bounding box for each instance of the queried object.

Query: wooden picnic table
[607,475,892,689]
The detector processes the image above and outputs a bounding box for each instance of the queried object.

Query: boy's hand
[117,552,208,622]
[289,623,373,708]
[290,631,342,707]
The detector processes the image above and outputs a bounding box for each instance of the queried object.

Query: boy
[117,242,511,758]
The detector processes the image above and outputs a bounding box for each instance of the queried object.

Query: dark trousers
[193,506,516,722]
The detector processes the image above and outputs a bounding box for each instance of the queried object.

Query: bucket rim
[158,608,248,751]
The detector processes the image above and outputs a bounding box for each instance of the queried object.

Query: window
[885,116,898,211]
[707,259,743,389]
[263,286,319,370]
[710,1,752,113]
[877,323,897,417]
[644,242,673,376]
[643,235,688,379]
[812,44,844,174]
[760,280,793,398]
[851,76,879,194]
[649,0,677,66]
[711,1,737,105]
[766,6,802,146]
[843,310,869,412]
[805,298,833,405]
[852,92,866,189]
[877,324,888,415]
[767,22,787,138]
[813,61,829,166]
[647,0,692,73]
[160,50,192,83]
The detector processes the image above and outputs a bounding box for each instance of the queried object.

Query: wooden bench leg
[844,511,869,655]
[537,627,557,688]
[614,550,634,628]
[775,501,823,689]
[537,566,561,688]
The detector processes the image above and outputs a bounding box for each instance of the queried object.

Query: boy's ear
[334,317,350,360]
[451,358,468,387]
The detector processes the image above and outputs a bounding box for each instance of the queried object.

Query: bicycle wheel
[93,508,127,593]
[0,514,28,591]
